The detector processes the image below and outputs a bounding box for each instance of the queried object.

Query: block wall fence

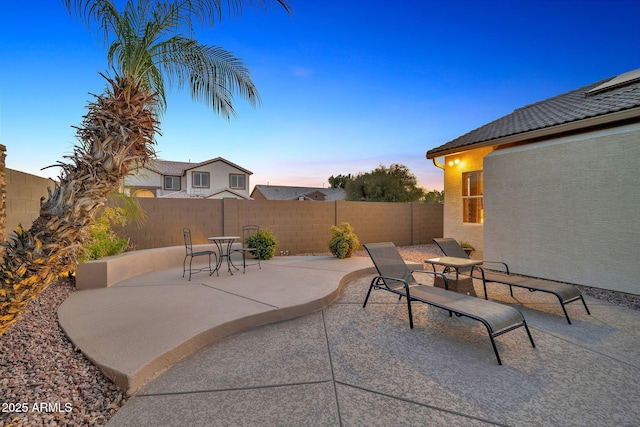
[0,145,6,242]
[0,145,442,254]
[112,198,444,254]
[0,146,53,243]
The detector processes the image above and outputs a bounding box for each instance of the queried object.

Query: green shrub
[329,222,360,259]
[81,207,129,262]
[460,241,475,251]
[245,228,278,260]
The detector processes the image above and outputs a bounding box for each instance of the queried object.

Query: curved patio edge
[58,255,376,395]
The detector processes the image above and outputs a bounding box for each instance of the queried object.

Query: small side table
[424,256,483,297]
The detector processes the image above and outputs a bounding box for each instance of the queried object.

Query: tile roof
[145,159,196,176]
[252,185,346,201]
[427,69,640,158]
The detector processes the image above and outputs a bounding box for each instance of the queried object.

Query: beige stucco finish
[483,123,640,294]
[186,161,250,197]
[124,168,166,196]
[76,245,190,289]
[442,147,493,259]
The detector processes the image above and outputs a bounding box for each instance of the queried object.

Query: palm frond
[152,36,259,118]
[66,0,281,117]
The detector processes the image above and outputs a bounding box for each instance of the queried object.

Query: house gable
[186,157,252,175]
[184,158,252,197]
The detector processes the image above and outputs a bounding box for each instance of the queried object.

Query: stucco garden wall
[484,123,640,295]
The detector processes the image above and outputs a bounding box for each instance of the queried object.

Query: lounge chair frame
[363,242,535,365]
[433,238,591,324]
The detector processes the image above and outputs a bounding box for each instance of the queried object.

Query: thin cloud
[292,67,313,78]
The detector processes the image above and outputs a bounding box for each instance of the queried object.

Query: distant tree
[328,174,351,189]
[422,189,444,204]
[345,164,425,202]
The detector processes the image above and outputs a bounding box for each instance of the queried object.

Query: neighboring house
[426,68,640,295]
[251,185,346,201]
[123,157,253,199]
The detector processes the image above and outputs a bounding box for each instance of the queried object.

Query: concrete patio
[59,256,640,426]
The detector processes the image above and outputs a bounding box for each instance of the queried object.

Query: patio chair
[183,228,217,281]
[229,225,261,273]
[363,242,535,365]
[433,238,591,324]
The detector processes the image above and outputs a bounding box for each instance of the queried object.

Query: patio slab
[57,256,376,394]
[104,272,640,427]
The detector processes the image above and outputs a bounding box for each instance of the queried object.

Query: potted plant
[460,241,475,257]
[329,222,360,259]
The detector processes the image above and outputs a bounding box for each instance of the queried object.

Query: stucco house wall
[484,123,640,294]
[123,157,251,199]
[185,161,249,198]
[124,168,168,197]
[427,68,640,295]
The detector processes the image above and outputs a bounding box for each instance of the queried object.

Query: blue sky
[1,0,639,191]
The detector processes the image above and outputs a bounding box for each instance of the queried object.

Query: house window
[230,174,246,190]
[192,172,210,188]
[462,171,483,223]
[164,176,180,190]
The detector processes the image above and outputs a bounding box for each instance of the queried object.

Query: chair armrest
[374,275,411,291]
[373,271,448,291]
[411,270,449,289]
[481,261,510,274]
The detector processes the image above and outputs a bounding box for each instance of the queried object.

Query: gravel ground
[0,276,127,427]
[1,244,638,426]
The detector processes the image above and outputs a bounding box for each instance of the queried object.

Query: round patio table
[208,236,240,276]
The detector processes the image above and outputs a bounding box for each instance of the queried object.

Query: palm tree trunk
[0,75,157,335]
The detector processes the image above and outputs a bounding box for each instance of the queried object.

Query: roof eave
[187,157,253,175]
[426,106,640,159]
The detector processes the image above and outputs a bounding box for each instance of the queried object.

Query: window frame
[462,170,484,224]
[229,173,246,190]
[192,171,210,188]
[164,175,181,191]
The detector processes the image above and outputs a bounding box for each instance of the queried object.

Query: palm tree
[0,0,290,335]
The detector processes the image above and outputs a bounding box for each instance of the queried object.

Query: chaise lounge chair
[363,242,535,365]
[433,238,591,324]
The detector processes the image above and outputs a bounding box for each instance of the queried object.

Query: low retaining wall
[76,245,213,289]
